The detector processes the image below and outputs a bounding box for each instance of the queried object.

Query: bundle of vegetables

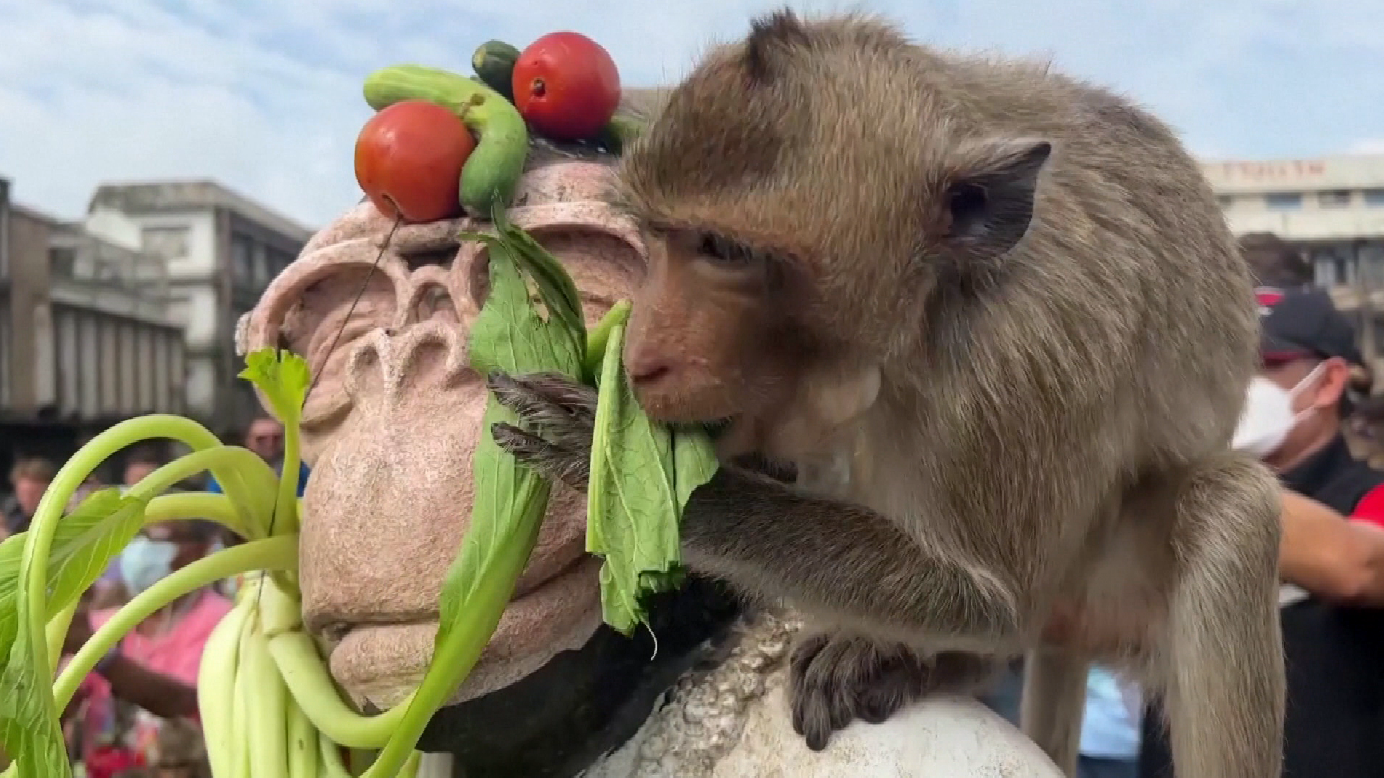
[0,206,714,777]
[355,31,644,224]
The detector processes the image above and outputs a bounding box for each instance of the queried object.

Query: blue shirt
[207,462,310,497]
[1079,667,1141,759]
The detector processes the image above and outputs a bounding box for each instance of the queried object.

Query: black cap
[1255,286,1362,367]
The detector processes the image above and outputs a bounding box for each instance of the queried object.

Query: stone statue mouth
[319,553,605,712]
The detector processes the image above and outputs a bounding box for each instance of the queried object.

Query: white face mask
[120,536,179,596]
[1231,363,1326,459]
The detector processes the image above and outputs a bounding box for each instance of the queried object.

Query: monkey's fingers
[487,371,598,430]
[789,633,860,751]
[491,422,591,492]
[512,372,599,421]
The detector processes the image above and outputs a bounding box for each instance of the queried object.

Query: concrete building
[85,181,312,432]
[0,176,187,469]
[1202,154,1384,368]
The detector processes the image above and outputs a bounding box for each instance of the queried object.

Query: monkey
[482,9,1286,778]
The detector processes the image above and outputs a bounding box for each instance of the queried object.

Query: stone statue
[237,151,1063,778]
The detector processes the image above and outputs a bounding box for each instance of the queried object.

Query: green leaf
[492,206,585,342]
[585,305,718,635]
[239,349,311,428]
[0,489,148,775]
[438,231,584,628]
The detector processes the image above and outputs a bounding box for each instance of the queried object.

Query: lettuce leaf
[585,304,718,635]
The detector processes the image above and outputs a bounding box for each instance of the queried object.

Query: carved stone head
[237,159,645,710]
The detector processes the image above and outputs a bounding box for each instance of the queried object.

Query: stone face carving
[239,160,644,710]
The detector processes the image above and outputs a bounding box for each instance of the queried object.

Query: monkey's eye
[697,232,762,269]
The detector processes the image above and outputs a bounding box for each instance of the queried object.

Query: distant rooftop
[87,179,313,244]
[8,200,62,226]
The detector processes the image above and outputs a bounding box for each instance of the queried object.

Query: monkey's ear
[942,138,1052,256]
[744,8,810,82]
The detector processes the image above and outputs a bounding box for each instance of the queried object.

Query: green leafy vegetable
[240,349,311,429]
[0,489,149,777]
[238,348,312,541]
[363,208,586,778]
[586,303,719,635]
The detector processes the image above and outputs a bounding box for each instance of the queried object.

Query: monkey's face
[622,227,810,429]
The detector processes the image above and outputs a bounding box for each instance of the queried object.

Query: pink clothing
[71,589,232,764]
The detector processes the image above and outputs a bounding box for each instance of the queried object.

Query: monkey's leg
[1018,649,1088,776]
[1158,453,1284,778]
[790,631,1002,751]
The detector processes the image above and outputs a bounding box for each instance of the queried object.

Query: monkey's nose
[626,358,672,387]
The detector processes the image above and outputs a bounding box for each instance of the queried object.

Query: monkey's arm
[487,371,1019,641]
[677,467,1018,638]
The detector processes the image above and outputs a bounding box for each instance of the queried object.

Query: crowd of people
[4,233,1384,777]
[0,416,307,778]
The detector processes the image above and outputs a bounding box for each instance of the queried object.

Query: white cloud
[1350,139,1384,155]
[1,0,1381,230]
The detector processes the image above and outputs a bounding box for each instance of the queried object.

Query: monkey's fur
[487,9,1285,777]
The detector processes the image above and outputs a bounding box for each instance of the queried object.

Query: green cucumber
[363,64,530,215]
[594,114,646,155]
[472,41,520,103]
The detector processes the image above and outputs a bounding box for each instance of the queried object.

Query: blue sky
[1,0,1382,230]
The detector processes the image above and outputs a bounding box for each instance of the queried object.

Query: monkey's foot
[789,632,997,751]
[488,370,598,491]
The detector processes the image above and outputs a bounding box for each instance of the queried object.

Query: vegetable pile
[0,163,715,776]
[354,31,642,224]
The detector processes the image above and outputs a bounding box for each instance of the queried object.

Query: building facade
[0,176,187,470]
[85,181,312,433]
[1201,154,1384,370]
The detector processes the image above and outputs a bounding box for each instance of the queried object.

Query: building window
[1317,190,1353,208]
[1216,195,1234,209]
[141,226,190,260]
[1364,188,1384,206]
[230,238,252,281]
[49,246,76,279]
[269,248,294,277]
[1265,193,1303,210]
[253,244,269,286]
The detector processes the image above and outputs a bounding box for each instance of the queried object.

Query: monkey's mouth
[692,418,736,438]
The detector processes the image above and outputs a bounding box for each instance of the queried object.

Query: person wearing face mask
[61,518,232,775]
[1138,286,1384,778]
[205,415,310,498]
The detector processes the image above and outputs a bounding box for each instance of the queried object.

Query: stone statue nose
[344,323,472,404]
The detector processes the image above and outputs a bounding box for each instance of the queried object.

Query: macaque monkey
[486,9,1285,777]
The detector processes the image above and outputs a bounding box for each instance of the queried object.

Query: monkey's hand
[790,631,999,752]
[486,371,598,492]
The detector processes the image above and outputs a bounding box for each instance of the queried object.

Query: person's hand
[62,605,95,656]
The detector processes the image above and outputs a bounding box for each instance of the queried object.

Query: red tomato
[513,32,621,141]
[354,100,475,223]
